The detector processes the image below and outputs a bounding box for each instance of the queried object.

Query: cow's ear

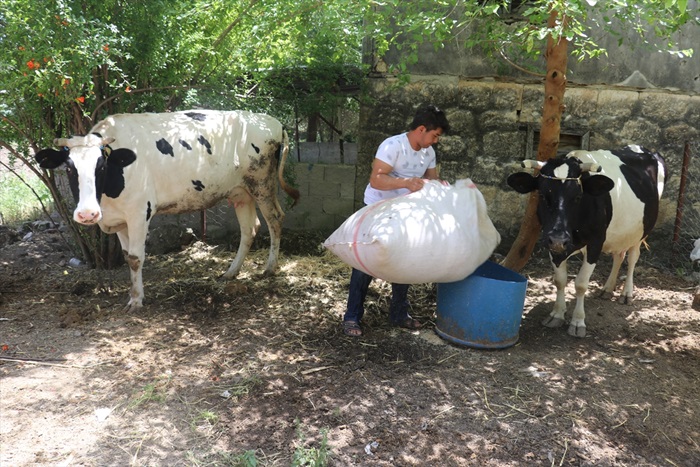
[507,172,538,194]
[107,148,137,168]
[582,175,614,196]
[35,148,69,169]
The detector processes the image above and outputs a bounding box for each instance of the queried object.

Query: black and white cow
[507,145,666,337]
[36,110,300,311]
[691,238,700,264]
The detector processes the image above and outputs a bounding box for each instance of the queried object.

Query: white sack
[323,179,501,284]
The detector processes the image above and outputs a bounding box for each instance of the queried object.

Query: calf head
[507,157,614,264]
[36,134,136,225]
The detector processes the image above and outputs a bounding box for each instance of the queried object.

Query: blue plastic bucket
[436,261,528,349]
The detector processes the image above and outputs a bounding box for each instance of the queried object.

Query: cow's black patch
[146,201,152,221]
[156,138,174,157]
[192,180,205,191]
[185,112,207,122]
[179,139,192,150]
[198,135,212,154]
[251,143,260,154]
[35,147,70,170]
[100,148,137,200]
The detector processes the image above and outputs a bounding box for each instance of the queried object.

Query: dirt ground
[1,225,699,467]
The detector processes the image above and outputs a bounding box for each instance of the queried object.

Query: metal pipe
[671,141,691,263]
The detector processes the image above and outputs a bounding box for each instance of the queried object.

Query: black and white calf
[507,145,666,337]
[36,110,300,312]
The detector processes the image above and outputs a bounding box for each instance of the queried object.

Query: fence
[670,140,700,275]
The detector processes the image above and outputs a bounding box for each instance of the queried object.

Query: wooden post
[502,7,569,272]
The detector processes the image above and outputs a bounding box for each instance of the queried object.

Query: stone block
[323,165,356,184]
[597,90,638,118]
[309,181,340,198]
[322,197,355,216]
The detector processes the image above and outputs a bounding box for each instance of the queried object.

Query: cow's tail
[278,129,300,207]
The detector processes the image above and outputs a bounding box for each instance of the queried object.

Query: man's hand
[404,177,426,192]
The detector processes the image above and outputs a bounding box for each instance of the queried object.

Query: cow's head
[507,157,614,262]
[35,133,136,225]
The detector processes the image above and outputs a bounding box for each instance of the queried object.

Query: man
[342,104,450,337]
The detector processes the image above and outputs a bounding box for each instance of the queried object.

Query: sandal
[392,317,423,330]
[342,320,363,337]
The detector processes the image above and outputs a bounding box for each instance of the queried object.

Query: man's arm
[424,167,439,180]
[369,159,425,193]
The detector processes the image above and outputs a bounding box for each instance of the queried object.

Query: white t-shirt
[363,133,437,205]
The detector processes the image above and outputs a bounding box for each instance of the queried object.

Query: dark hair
[409,105,450,134]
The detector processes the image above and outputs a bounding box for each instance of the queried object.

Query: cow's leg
[599,251,626,300]
[618,243,641,304]
[569,260,596,337]
[255,196,285,275]
[116,226,147,312]
[543,259,568,329]
[222,190,260,279]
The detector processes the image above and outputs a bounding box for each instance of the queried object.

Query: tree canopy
[2,0,696,151]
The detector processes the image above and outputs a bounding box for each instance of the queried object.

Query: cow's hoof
[220,271,239,281]
[542,316,565,328]
[122,302,142,313]
[567,324,586,338]
[598,290,614,300]
[693,294,700,311]
[619,295,634,305]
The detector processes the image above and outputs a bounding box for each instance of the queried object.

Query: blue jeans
[343,268,411,324]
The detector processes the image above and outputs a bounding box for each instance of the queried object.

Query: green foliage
[291,420,332,467]
[0,168,52,225]
[365,0,698,77]
[128,377,170,409]
[225,449,259,467]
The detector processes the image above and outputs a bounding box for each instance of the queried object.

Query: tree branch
[91,85,205,122]
[499,49,546,78]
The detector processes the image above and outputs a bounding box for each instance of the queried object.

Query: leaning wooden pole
[502,7,569,272]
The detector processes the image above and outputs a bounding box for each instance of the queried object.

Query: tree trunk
[502,8,568,272]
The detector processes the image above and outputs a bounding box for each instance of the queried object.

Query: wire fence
[669,140,700,277]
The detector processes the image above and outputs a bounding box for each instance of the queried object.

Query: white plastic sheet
[323,179,501,284]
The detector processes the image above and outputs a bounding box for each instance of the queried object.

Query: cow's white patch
[65,136,105,224]
[553,164,571,180]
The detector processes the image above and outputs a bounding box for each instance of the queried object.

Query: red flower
[1,345,9,352]
[76,96,85,103]
[103,44,109,52]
